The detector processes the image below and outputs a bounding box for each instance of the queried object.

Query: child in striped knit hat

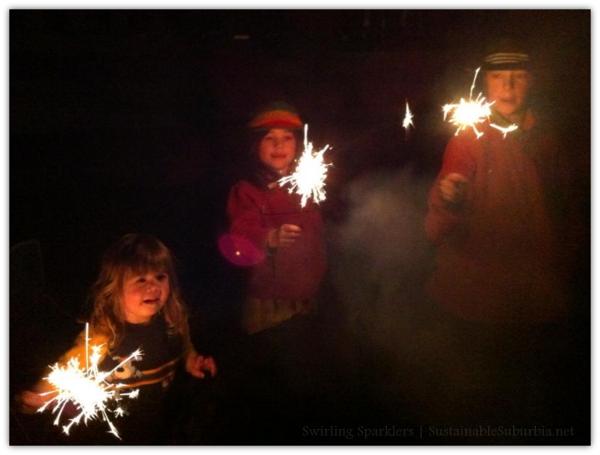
[225,101,327,335]
[422,36,580,428]
[426,36,570,323]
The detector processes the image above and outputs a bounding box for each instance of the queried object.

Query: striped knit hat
[248,101,303,130]
[482,37,531,71]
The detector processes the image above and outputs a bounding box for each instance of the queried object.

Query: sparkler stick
[442,67,518,139]
[85,323,89,372]
[36,324,142,440]
[278,124,331,208]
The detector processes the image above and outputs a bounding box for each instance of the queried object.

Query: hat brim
[248,109,303,130]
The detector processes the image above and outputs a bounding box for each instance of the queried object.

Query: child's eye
[156,273,168,281]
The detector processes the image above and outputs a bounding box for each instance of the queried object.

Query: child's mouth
[143,299,160,305]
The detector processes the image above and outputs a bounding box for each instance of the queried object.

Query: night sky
[10,9,590,445]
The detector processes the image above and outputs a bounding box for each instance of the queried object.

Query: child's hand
[16,389,54,414]
[439,173,468,205]
[185,352,217,379]
[267,224,302,248]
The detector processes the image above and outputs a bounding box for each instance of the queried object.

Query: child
[425,37,570,323]
[225,101,327,335]
[221,102,327,437]
[18,233,217,443]
[423,37,580,428]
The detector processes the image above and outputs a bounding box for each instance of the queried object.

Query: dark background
[10,10,590,444]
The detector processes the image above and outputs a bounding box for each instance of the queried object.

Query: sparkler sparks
[490,122,519,138]
[402,101,414,131]
[278,124,331,208]
[442,67,518,139]
[37,324,142,439]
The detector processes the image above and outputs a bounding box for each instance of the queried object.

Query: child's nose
[145,281,160,293]
[503,76,515,89]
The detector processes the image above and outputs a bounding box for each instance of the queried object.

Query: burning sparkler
[442,67,518,139]
[37,324,142,439]
[402,101,414,131]
[278,124,331,208]
[490,123,519,138]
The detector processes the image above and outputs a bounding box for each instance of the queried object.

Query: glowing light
[218,233,265,266]
[490,122,519,138]
[402,101,414,130]
[37,324,142,440]
[442,67,518,139]
[278,124,331,208]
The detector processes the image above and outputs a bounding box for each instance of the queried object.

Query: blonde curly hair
[89,233,190,350]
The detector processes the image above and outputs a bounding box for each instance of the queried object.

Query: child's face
[485,70,532,118]
[258,128,297,174]
[121,269,170,324]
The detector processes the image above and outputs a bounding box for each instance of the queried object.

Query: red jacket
[425,111,569,322]
[227,179,327,300]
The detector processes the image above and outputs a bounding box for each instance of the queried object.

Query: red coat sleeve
[227,181,270,250]
[425,135,477,244]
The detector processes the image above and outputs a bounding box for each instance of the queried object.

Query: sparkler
[37,324,142,440]
[490,122,519,138]
[402,101,414,131]
[278,124,331,208]
[442,67,518,139]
